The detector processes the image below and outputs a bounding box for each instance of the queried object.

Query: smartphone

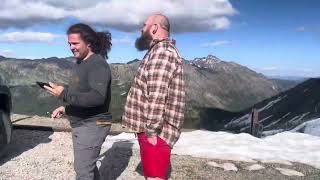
[36,81,51,89]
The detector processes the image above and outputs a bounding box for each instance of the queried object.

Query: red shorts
[137,132,171,179]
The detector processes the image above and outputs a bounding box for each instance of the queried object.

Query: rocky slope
[223,78,320,134]
[0,55,290,127]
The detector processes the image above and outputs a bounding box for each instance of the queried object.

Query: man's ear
[152,24,158,34]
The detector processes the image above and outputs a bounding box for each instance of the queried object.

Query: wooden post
[250,108,259,137]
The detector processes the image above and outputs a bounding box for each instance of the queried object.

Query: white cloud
[201,40,229,47]
[261,67,278,71]
[296,26,306,32]
[0,32,61,43]
[0,49,15,57]
[113,36,134,45]
[0,0,67,28]
[40,0,102,9]
[0,0,237,33]
[254,66,320,78]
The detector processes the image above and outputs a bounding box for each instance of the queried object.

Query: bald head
[136,14,170,50]
[151,14,170,32]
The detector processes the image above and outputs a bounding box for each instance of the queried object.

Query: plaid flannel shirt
[122,38,185,148]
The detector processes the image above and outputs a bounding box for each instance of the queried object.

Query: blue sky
[0,0,319,77]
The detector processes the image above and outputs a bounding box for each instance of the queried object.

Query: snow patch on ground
[291,118,320,136]
[102,130,320,169]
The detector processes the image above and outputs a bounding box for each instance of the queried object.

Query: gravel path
[0,130,319,180]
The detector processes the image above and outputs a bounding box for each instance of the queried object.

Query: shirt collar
[149,38,176,50]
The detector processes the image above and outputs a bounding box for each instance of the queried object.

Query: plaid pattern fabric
[122,38,185,147]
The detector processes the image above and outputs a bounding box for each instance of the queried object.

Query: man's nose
[70,44,75,50]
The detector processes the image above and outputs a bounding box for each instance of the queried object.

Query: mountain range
[0,55,299,128]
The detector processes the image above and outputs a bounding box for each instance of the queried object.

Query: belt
[67,105,108,117]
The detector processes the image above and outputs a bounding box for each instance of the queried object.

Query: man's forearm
[61,87,105,107]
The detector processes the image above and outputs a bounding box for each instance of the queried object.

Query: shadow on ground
[98,141,134,180]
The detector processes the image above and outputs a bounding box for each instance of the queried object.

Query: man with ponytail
[45,23,112,180]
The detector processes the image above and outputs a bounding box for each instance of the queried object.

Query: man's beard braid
[135,31,153,51]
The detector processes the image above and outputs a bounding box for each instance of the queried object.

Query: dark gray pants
[72,120,110,180]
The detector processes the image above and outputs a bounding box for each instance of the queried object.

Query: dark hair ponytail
[96,32,112,59]
[67,23,112,59]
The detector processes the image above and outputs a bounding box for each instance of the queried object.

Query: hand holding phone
[39,81,64,97]
[36,81,51,89]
